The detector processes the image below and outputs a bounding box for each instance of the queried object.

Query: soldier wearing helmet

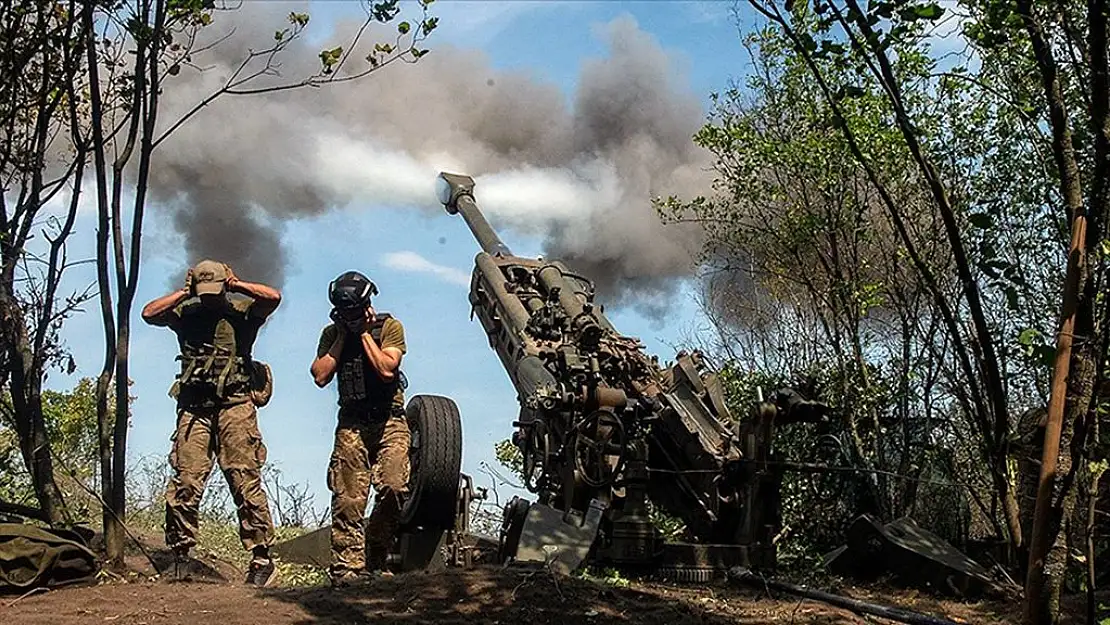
[141,259,280,586]
[310,270,409,584]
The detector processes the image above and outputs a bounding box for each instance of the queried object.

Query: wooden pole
[1022,211,1087,624]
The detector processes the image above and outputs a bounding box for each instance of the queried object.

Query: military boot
[246,547,277,587]
[170,546,191,581]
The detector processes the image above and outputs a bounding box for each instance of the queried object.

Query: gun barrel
[436,172,512,257]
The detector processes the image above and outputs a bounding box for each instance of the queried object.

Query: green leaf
[898,2,944,21]
[319,45,343,72]
[372,0,402,22]
[1018,328,1039,346]
[913,3,944,19]
[398,20,410,34]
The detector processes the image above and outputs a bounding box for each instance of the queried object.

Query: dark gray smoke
[148,3,712,316]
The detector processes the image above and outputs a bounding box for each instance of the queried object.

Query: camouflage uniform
[164,401,273,553]
[146,261,277,558]
[316,315,409,574]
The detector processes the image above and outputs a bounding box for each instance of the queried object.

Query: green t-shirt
[317,316,407,413]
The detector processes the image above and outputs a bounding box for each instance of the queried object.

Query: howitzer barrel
[436,172,512,257]
[537,265,586,320]
[476,252,530,331]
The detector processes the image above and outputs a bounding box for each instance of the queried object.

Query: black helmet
[328,271,378,310]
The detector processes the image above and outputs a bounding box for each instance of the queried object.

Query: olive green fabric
[0,523,97,591]
[148,294,266,408]
[249,360,273,407]
[316,315,407,414]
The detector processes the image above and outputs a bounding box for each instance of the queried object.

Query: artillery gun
[435,172,828,579]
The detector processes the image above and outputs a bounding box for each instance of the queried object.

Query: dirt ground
[2,563,1099,625]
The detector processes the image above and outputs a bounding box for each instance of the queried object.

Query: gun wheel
[399,395,463,532]
[572,409,627,489]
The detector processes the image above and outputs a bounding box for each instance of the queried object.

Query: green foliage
[42,378,104,475]
[371,0,402,23]
[0,378,122,524]
[659,16,995,544]
[319,46,343,73]
[576,566,632,588]
[0,427,28,504]
[646,500,687,542]
[494,438,525,483]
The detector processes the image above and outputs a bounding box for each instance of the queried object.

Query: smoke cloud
[148,4,712,317]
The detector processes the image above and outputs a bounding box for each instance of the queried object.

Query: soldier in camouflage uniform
[310,270,409,584]
[141,259,280,587]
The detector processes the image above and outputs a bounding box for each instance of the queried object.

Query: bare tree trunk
[1085,463,1103,625]
[81,0,125,564]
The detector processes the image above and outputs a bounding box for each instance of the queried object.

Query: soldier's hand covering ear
[184,268,195,294]
[224,263,238,288]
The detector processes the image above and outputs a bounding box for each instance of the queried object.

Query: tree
[660,27,956,528]
[0,0,96,526]
[659,2,1059,561]
[691,0,1109,621]
[78,0,440,566]
[976,0,1110,620]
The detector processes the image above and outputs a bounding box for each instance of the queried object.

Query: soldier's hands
[224,264,239,290]
[183,268,194,295]
[333,319,348,345]
[331,307,365,335]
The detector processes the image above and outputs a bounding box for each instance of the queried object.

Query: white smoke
[146,4,712,316]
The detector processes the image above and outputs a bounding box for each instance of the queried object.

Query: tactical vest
[336,313,407,417]
[171,297,259,407]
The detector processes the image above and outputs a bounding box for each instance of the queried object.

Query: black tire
[399,394,463,531]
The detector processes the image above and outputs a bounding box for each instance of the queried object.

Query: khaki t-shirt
[317,316,407,412]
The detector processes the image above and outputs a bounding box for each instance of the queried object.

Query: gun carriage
[434,172,827,578]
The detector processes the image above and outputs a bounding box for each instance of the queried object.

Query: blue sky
[43,0,759,522]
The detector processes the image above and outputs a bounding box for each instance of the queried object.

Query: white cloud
[381,250,471,287]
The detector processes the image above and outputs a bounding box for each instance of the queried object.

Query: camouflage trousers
[327,413,411,573]
[164,400,275,554]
